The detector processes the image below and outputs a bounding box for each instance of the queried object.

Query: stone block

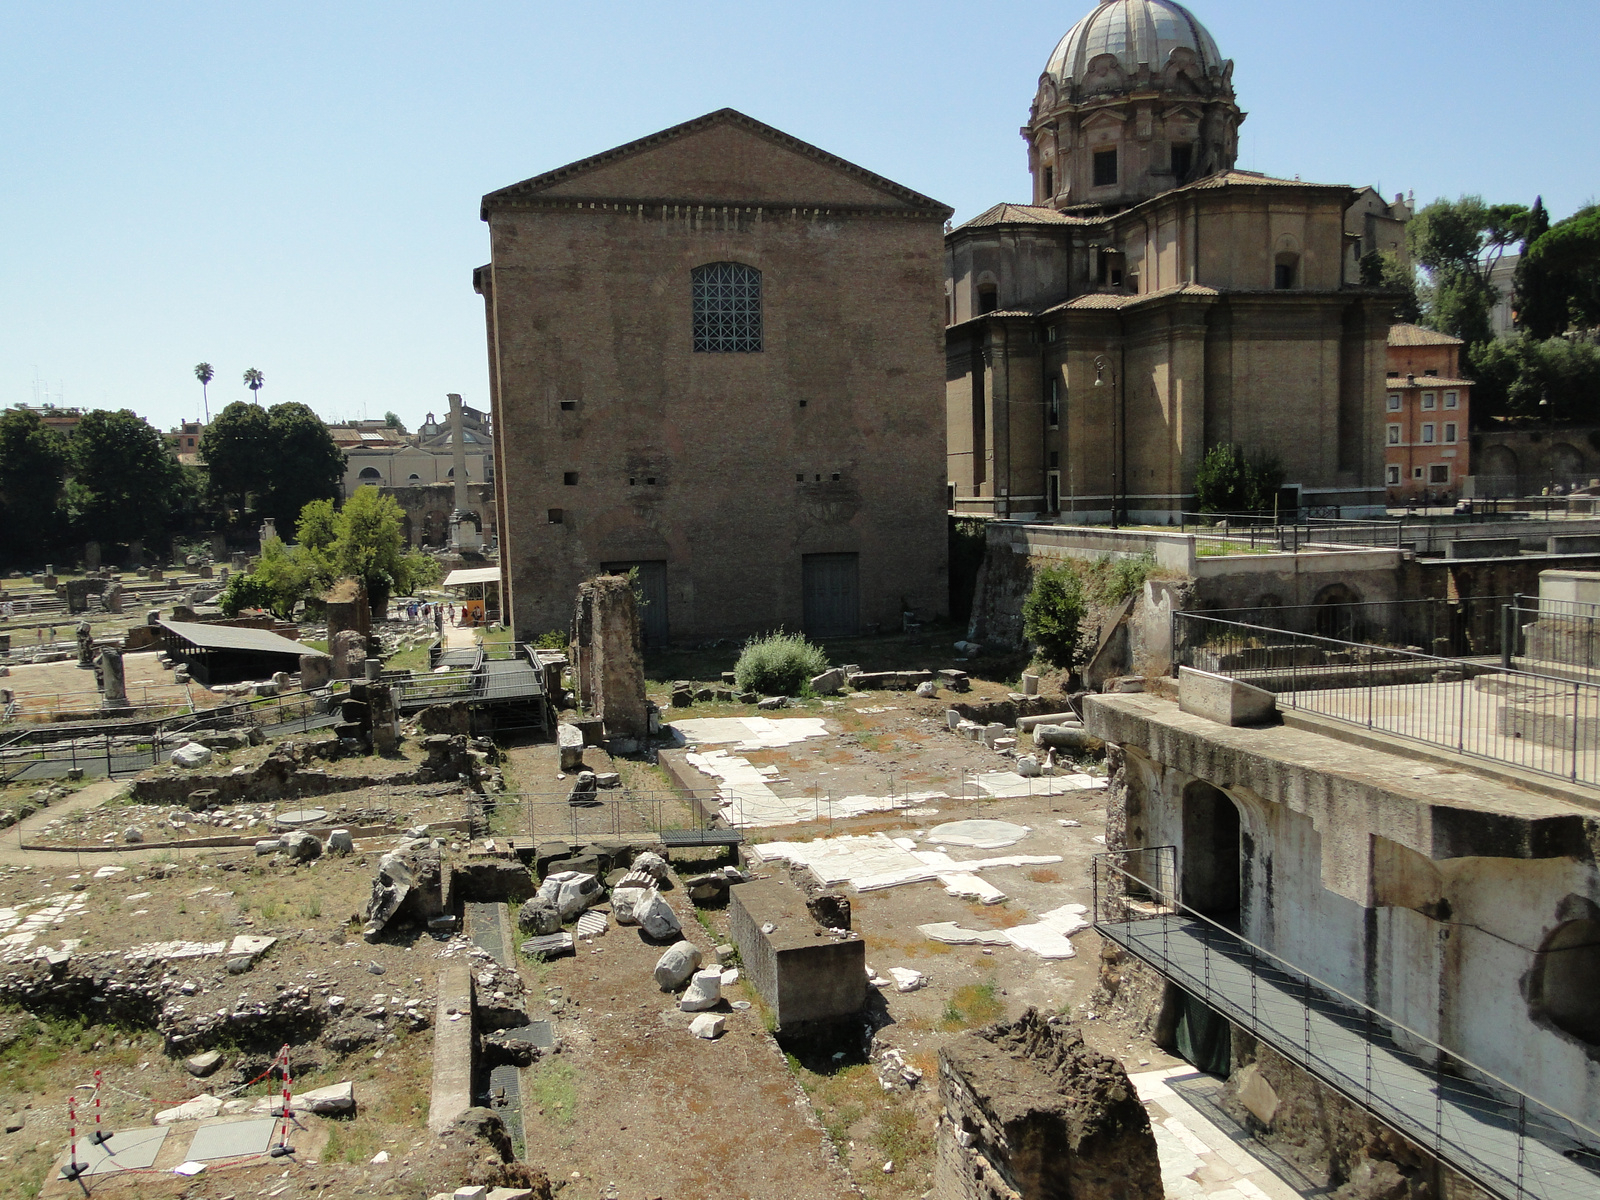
[653,940,702,990]
[730,879,866,1029]
[557,723,584,770]
[1177,666,1277,727]
[1235,1062,1280,1126]
[811,668,845,694]
[689,1013,725,1039]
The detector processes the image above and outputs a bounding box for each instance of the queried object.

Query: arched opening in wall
[978,284,999,315]
[1531,919,1600,1045]
[1181,780,1242,928]
[358,467,382,481]
[1551,443,1585,489]
[1274,251,1300,290]
[407,473,421,483]
[1313,582,1362,640]
[1480,444,1519,497]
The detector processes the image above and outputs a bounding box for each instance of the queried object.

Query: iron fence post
[1573,681,1581,782]
[1501,600,1514,670]
[1516,1091,1526,1198]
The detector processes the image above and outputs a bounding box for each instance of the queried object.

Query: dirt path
[522,876,858,1200]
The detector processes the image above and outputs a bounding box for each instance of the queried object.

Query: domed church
[946,0,1398,522]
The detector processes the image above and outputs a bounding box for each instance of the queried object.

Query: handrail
[1094,848,1600,1175]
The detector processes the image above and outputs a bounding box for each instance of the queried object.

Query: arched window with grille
[692,262,763,353]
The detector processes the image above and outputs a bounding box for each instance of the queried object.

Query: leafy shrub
[1022,563,1086,669]
[734,630,829,696]
[1102,552,1155,605]
[532,629,568,650]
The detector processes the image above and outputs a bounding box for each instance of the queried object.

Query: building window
[1386,465,1401,485]
[1445,423,1457,444]
[1093,149,1118,187]
[1387,424,1401,445]
[1422,424,1435,444]
[1387,394,1402,412]
[1422,391,1437,410]
[978,284,999,315]
[560,400,576,411]
[691,262,762,353]
[1171,143,1192,180]
[563,472,578,486]
[1445,391,1459,409]
[1046,378,1061,428]
[1043,165,1054,197]
[1047,325,1058,343]
[358,466,382,480]
[1429,465,1450,484]
[1274,254,1298,290]
[547,508,563,524]
[1413,467,1424,480]
[408,473,420,482]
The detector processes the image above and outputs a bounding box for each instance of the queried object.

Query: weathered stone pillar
[76,621,94,669]
[103,583,123,614]
[570,575,648,742]
[99,647,127,707]
[330,631,367,680]
[324,577,371,648]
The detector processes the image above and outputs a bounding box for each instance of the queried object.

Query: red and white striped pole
[269,1045,294,1157]
[62,1093,85,1180]
[90,1068,110,1145]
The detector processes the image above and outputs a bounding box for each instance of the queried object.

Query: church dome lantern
[1026,0,1243,213]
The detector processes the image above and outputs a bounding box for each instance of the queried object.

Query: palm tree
[243,368,264,404]
[194,362,214,423]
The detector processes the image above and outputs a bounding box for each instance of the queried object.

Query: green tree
[1360,250,1421,323]
[67,409,183,545]
[383,411,406,433]
[1409,196,1531,345]
[328,487,439,614]
[295,497,339,552]
[1524,204,1600,337]
[243,367,264,403]
[262,402,345,530]
[194,362,214,422]
[1194,444,1284,515]
[1470,337,1600,425]
[0,409,68,560]
[1023,564,1086,669]
[199,401,273,515]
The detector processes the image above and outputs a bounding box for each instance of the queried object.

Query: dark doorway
[1182,781,1242,928]
[601,560,668,647]
[802,553,860,639]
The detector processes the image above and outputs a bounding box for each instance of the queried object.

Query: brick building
[1383,324,1472,503]
[475,109,951,645]
[946,0,1397,524]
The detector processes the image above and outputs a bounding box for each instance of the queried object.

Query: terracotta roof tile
[1388,323,1465,347]
[954,203,1096,231]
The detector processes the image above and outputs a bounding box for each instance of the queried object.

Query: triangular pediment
[483,109,948,214]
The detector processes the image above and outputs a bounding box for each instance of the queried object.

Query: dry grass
[1025,867,1062,884]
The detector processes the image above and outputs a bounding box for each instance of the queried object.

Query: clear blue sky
[3,1,1593,433]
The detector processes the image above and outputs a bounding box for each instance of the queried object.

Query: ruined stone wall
[934,1008,1163,1200]
[1225,1038,1492,1200]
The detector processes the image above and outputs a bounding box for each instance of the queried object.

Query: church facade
[947,0,1398,523]
[476,109,951,644]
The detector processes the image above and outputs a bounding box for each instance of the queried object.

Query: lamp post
[1540,392,1554,508]
[1094,353,1121,528]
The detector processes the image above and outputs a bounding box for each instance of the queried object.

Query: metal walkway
[1101,914,1600,1200]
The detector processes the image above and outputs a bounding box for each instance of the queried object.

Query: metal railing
[1507,596,1600,684]
[0,686,339,783]
[1202,596,1511,660]
[1174,612,1600,786]
[1092,848,1600,1200]
[484,788,723,844]
[1175,511,1600,556]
